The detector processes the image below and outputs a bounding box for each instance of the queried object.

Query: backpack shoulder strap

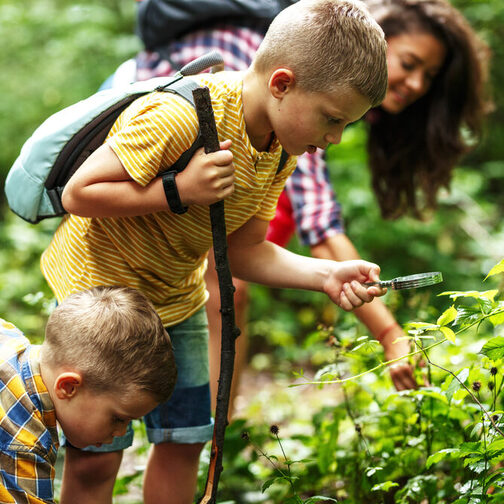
[161,78,205,173]
[276,148,289,175]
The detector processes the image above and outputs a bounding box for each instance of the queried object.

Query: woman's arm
[311,234,417,390]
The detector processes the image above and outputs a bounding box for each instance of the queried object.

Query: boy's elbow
[61,186,82,215]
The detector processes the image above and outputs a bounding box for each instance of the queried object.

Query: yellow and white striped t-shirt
[41,71,296,326]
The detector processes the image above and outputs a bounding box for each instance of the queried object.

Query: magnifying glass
[364,271,443,290]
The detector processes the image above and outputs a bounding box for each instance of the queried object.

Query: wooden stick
[193,86,241,504]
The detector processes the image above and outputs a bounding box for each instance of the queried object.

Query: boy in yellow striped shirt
[41,1,389,502]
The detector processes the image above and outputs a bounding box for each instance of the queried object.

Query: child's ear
[268,68,296,98]
[54,372,83,400]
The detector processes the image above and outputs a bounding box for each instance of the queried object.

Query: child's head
[365,0,490,219]
[368,0,489,116]
[41,286,177,448]
[253,0,388,107]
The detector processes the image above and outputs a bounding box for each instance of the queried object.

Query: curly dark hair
[365,0,491,219]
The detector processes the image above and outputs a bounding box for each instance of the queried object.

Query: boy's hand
[325,260,386,311]
[176,139,235,206]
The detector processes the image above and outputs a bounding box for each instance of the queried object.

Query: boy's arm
[227,217,386,312]
[62,142,234,217]
[311,234,417,390]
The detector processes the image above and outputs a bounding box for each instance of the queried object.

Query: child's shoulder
[195,71,244,97]
[0,318,25,340]
[0,318,30,356]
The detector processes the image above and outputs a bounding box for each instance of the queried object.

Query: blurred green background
[0,0,502,345]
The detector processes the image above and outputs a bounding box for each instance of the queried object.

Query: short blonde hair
[42,286,176,402]
[253,0,388,106]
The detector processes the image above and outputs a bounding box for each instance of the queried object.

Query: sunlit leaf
[480,336,504,360]
[406,322,438,329]
[440,326,456,343]
[437,306,458,326]
[366,466,383,477]
[304,497,338,503]
[489,307,504,327]
[439,290,499,301]
[426,448,459,468]
[371,481,399,492]
[485,259,504,280]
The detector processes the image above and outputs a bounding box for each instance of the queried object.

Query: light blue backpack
[5,51,224,223]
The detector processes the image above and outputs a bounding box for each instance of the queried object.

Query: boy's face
[57,386,158,449]
[269,79,371,156]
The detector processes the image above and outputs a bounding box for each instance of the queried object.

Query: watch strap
[161,171,188,214]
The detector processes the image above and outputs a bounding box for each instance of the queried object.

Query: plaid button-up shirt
[135,22,344,246]
[0,319,58,504]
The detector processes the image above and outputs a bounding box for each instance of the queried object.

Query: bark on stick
[193,86,241,504]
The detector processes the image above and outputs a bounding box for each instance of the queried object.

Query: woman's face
[381,32,447,114]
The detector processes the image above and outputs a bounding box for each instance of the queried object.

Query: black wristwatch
[161,171,188,215]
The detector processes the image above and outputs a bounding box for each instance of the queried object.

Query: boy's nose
[325,129,343,146]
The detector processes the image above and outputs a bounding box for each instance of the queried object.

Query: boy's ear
[268,68,296,98]
[54,372,83,400]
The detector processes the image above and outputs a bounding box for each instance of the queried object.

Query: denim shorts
[62,307,214,452]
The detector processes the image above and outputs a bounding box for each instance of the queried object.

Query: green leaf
[489,309,504,327]
[440,326,456,343]
[446,368,469,401]
[439,290,499,301]
[480,336,504,360]
[371,481,399,492]
[485,259,504,280]
[460,441,484,456]
[437,306,458,326]
[261,478,279,493]
[406,321,438,329]
[426,449,460,468]
[366,466,383,477]
[303,497,338,503]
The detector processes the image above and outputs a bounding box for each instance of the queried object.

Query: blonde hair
[42,286,176,402]
[253,0,388,105]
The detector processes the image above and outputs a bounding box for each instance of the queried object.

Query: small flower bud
[270,425,279,436]
[491,367,498,376]
[241,431,250,441]
[493,414,499,423]
[489,381,495,391]
[472,381,481,392]
[355,424,361,433]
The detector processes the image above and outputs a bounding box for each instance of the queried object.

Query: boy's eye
[327,116,342,125]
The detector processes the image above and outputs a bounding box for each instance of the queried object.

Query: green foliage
[1,1,504,502]
[0,0,140,188]
[194,261,504,503]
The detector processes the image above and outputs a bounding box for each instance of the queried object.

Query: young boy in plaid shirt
[41,1,388,502]
[0,286,176,504]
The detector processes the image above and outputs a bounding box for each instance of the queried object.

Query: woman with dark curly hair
[365,0,490,218]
